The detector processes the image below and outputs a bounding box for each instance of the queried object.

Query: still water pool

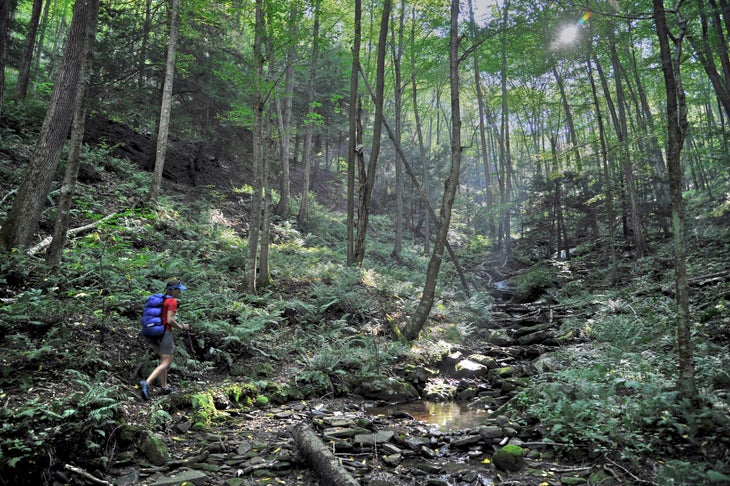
[366,401,488,433]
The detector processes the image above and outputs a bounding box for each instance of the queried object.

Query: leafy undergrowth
[1,129,729,484]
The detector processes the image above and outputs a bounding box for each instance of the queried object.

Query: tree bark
[653,0,697,399]
[137,0,153,88]
[402,0,462,341]
[246,0,265,294]
[390,0,405,259]
[609,37,647,257]
[274,1,299,218]
[297,0,320,230]
[358,64,470,296]
[0,0,10,114]
[148,0,181,204]
[15,0,44,100]
[346,0,361,265]
[687,0,730,119]
[291,424,359,486]
[353,0,391,266]
[468,0,495,242]
[586,56,619,285]
[551,63,581,171]
[0,0,93,251]
[47,0,100,268]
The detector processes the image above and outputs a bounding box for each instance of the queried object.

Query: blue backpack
[141,294,167,337]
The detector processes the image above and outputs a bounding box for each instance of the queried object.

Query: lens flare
[578,10,591,26]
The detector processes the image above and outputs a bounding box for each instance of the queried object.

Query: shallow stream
[366,400,488,433]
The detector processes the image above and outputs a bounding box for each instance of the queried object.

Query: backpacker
[141,294,167,338]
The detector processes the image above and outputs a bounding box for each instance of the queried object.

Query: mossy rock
[116,424,142,447]
[492,444,524,472]
[138,430,169,466]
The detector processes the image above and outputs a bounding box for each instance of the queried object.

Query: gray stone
[479,425,503,439]
[382,453,402,467]
[453,359,489,379]
[355,430,395,446]
[450,435,481,448]
[356,377,420,402]
[150,469,209,485]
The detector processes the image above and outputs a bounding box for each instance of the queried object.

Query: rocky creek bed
[88,296,622,486]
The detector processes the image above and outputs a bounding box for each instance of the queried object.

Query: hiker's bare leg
[146,354,173,386]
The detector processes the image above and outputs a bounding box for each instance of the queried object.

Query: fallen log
[291,423,359,486]
[27,212,119,256]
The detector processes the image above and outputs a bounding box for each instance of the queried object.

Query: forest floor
[1,116,729,485]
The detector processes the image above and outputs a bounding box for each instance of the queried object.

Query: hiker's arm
[166,310,190,330]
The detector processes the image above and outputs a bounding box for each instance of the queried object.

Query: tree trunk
[0,0,12,114]
[346,0,361,265]
[291,424,359,486]
[297,0,320,230]
[47,0,100,268]
[468,0,495,242]
[353,0,391,266]
[551,63,582,171]
[32,0,52,79]
[409,7,431,254]
[148,0,180,204]
[402,0,462,341]
[274,1,299,218]
[137,0,152,88]
[390,0,405,259]
[258,112,273,289]
[0,0,93,251]
[609,38,647,257]
[359,65,471,296]
[15,0,44,100]
[246,0,265,294]
[653,0,697,399]
[586,57,619,285]
[687,0,730,119]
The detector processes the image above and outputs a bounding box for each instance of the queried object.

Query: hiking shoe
[139,380,149,401]
[161,386,174,395]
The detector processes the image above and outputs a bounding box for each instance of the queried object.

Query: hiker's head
[166,279,187,296]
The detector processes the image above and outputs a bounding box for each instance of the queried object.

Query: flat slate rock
[150,469,209,485]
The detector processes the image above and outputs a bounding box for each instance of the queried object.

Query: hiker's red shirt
[162,297,178,331]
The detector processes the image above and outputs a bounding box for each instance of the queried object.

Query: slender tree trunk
[402,0,462,341]
[138,0,152,88]
[346,0,361,265]
[609,38,647,256]
[688,0,730,119]
[148,0,181,204]
[297,0,320,230]
[0,0,93,251]
[15,0,44,100]
[47,0,100,268]
[653,0,697,399]
[32,0,52,78]
[500,0,512,254]
[0,0,12,114]
[390,0,405,259]
[360,65,470,296]
[628,32,671,235]
[246,0,265,294]
[551,63,582,171]
[468,0,495,242]
[275,1,299,218]
[353,0,391,266]
[586,57,619,285]
[258,112,273,288]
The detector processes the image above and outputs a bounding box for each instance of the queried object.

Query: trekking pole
[185,327,194,354]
